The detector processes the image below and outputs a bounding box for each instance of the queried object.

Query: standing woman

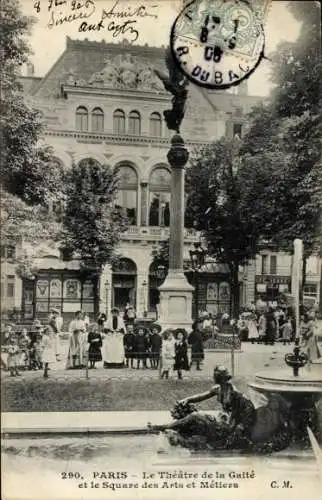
[87,323,102,369]
[66,311,86,369]
[102,308,126,368]
[173,329,189,380]
[41,326,57,378]
[300,313,319,362]
[188,321,204,371]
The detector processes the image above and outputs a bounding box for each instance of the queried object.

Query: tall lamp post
[189,242,207,320]
[142,280,147,317]
[104,280,110,316]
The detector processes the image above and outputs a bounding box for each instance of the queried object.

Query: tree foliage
[241,0,322,258]
[185,137,270,316]
[0,0,64,206]
[61,160,128,271]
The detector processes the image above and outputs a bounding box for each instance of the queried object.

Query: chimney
[27,63,35,76]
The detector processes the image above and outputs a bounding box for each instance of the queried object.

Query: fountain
[248,341,322,444]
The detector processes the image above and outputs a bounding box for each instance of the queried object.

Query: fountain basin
[248,365,322,397]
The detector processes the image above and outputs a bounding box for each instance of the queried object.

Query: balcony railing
[122,226,198,241]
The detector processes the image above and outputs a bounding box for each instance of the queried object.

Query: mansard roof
[28,37,264,113]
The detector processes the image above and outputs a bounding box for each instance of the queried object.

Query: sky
[21,0,301,96]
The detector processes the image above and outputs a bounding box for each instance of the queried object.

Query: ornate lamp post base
[158,270,194,331]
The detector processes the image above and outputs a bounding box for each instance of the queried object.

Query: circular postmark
[170,0,265,89]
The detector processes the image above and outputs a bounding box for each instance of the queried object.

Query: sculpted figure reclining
[149,366,292,453]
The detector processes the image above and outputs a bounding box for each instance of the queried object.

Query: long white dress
[41,333,56,364]
[103,316,126,367]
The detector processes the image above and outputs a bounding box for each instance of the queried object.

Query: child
[188,322,204,370]
[7,335,20,376]
[173,329,189,380]
[161,330,175,379]
[18,328,30,371]
[87,323,102,369]
[281,318,293,345]
[29,320,43,370]
[149,324,162,369]
[123,323,136,368]
[41,326,56,378]
[134,327,149,369]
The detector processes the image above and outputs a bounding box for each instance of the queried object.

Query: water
[2,435,322,500]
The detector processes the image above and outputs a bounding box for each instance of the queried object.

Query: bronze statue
[148,366,292,453]
[154,48,189,134]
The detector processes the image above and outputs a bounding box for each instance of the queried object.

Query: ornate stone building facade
[3,38,265,321]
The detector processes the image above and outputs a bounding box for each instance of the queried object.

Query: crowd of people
[1,302,320,378]
[0,306,206,379]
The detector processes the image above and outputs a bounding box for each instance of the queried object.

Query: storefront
[255,275,291,306]
[22,270,97,321]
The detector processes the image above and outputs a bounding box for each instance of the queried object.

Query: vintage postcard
[1,0,322,499]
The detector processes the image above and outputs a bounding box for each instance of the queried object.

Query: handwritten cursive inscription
[34,0,158,43]
[47,0,96,29]
[101,0,158,20]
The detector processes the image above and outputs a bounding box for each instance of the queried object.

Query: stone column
[158,134,194,331]
[140,182,148,226]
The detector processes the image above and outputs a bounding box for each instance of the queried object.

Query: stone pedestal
[158,134,194,331]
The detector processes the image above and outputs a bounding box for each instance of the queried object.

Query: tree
[1,0,64,205]
[61,160,128,313]
[185,137,272,317]
[241,1,322,289]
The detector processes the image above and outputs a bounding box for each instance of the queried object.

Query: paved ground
[2,341,296,382]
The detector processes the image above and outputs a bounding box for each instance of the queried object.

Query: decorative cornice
[61,84,171,102]
[44,129,209,148]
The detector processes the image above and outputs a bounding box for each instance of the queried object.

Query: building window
[149,112,162,137]
[115,165,138,225]
[113,109,125,134]
[303,284,317,297]
[128,110,141,135]
[112,258,137,309]
[233,123,243,138]
[270,255,277,275]
[1,245,16,260]
[7,276,15,298]
[91,107,104,132]
[149,167,171,226]
[261,255,269,275]
[75,106,88,131]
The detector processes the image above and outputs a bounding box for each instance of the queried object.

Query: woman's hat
[162,329,173,339]
[33,320,43,328]
[111,307,119,314]
[150,323,162,334]
[51,307,60,314]
[213,365,232,383]
[173,328,187,339]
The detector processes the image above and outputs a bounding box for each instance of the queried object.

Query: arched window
[112,258,137,309]
[149,112,162,137]
[149,167,171,227]
[115,165,138,225]
[128,110,141,135]
[75,106,88,131]
[113,109,125,134]
[148,261,167,312]
[91,107,104,132]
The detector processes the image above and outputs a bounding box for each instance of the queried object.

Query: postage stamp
[171,0,271,89]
